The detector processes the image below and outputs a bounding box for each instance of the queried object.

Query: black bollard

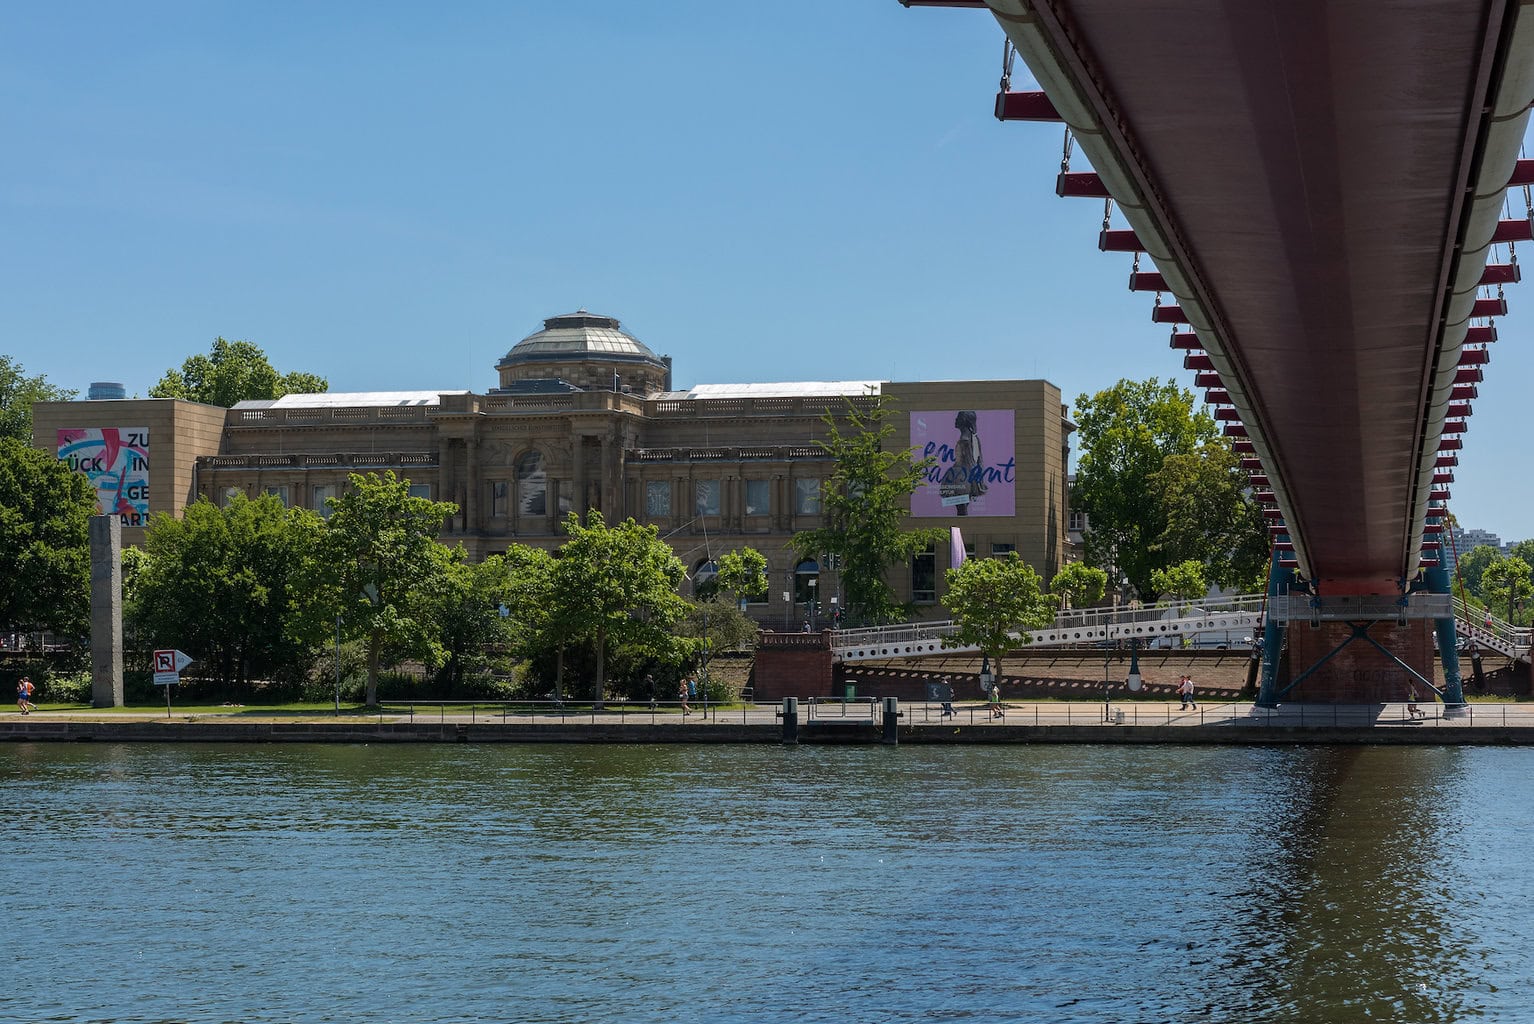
[1470,648,1486,693]
[780,696,799,745]
[881,696,901,745]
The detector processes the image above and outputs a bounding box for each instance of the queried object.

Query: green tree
[1049,563,1108,610]
[1150,559,1208,602]
[0,437,94,634]
[791,397,943,626]
[0,356,76,443]
[131,494,320,687]
[1149,445,1268,591]
[1073,378,1262,600]
[940,553,1055,677]
[1454,544,1501,600]
[149,337,328,408]
[1481,556,1534,626]
[549,510,691,705]
[713,547,768,605]
[295,471,457,705]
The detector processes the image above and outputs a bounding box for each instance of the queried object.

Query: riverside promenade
[5,699,1534,745]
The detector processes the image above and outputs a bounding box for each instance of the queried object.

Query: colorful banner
[57,427,150,526]
[910,410,1015,518]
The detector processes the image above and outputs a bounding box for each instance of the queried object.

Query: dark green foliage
[148,337,327,407]
[130,494,321,690]
[0,356,75,443]
[0,437,94,635]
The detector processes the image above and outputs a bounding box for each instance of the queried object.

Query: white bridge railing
[1452,596,1534,662]
[831,594,1267,664]
[829,593,1534,665]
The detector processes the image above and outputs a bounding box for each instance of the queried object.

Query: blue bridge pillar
[1256,548,1291,708]
[1426,565,1467,714]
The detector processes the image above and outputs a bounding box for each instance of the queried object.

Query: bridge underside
[988,0,1534,594]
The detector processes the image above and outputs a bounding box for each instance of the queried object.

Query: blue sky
[5,2,1531,543]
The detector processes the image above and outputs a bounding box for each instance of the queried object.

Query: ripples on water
[2,742,1531,1023]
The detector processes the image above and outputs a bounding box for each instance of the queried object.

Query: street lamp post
[334,613,342,714]
[808,577,818,631]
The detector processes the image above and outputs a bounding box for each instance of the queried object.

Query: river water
[2,742,1531,1023]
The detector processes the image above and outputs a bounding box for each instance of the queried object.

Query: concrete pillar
[88,516,124,708]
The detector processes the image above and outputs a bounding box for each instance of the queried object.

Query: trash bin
[844,683,856,701]
[1112,709,1125,725]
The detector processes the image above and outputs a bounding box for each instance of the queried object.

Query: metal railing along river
[370,699,1534,729]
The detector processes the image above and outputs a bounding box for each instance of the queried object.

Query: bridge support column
[1427,565,1468,715]
[1256,549,1290,708]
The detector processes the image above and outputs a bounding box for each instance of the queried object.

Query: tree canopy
[1073,378,1266,600]
[548,511,691,704]
[0,437,94,634]
[791,397,942,626]
[0,355,75,443]
[294,471,457,705]
[1481,555,1534,625]
[149,337,328,408]
[1049,563,1107,610]
[940,553,1056,677]
[132,494,320,687]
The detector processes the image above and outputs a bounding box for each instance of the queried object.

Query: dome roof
[498,310,665,368]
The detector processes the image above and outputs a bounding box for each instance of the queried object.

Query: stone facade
[30,312,1073,624]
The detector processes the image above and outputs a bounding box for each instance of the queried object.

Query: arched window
[515,450,546,516]
[794,559,820,605]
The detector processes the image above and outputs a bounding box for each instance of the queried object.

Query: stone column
[599,434,612,515]
[466,437,482,536]
[89,516,124,708]
[572,434,586,521]
[441,439,460,533]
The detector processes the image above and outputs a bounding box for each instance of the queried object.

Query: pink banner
[910,410,1015,518]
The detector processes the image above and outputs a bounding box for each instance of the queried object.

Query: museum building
[33,311,1073,623]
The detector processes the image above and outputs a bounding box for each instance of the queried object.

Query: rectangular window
[220,486,244,507]
[490,481,507,517]
[745,479,770,516]
[1069,511,1086,533]
[313,484,337,519]
[695,479,721,516]
[794,477,821,515]
[407,484,431,500]
[912,546,936,603]
[263,485,289,507]
[645,481,672,518]
[992,542,1015,558]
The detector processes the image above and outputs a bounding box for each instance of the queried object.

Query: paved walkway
[12,700,1534,730]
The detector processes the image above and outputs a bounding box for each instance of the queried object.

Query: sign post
[152,649,195,719]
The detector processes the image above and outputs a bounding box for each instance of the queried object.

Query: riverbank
[6,700,1534,745]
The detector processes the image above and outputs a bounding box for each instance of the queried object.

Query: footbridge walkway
[831,594,1532,665]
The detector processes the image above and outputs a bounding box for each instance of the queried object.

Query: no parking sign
[152,649,194,685]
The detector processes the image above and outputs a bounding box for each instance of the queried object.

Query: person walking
[17,676,36,715]
[939,678,957,718]
[1406,684,1425,720]
[678,677,691,716]
[1179,674,1197,710]
[988,680,1005,719]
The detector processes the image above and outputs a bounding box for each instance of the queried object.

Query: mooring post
[780,696,799,745]
[882,696,900,745]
